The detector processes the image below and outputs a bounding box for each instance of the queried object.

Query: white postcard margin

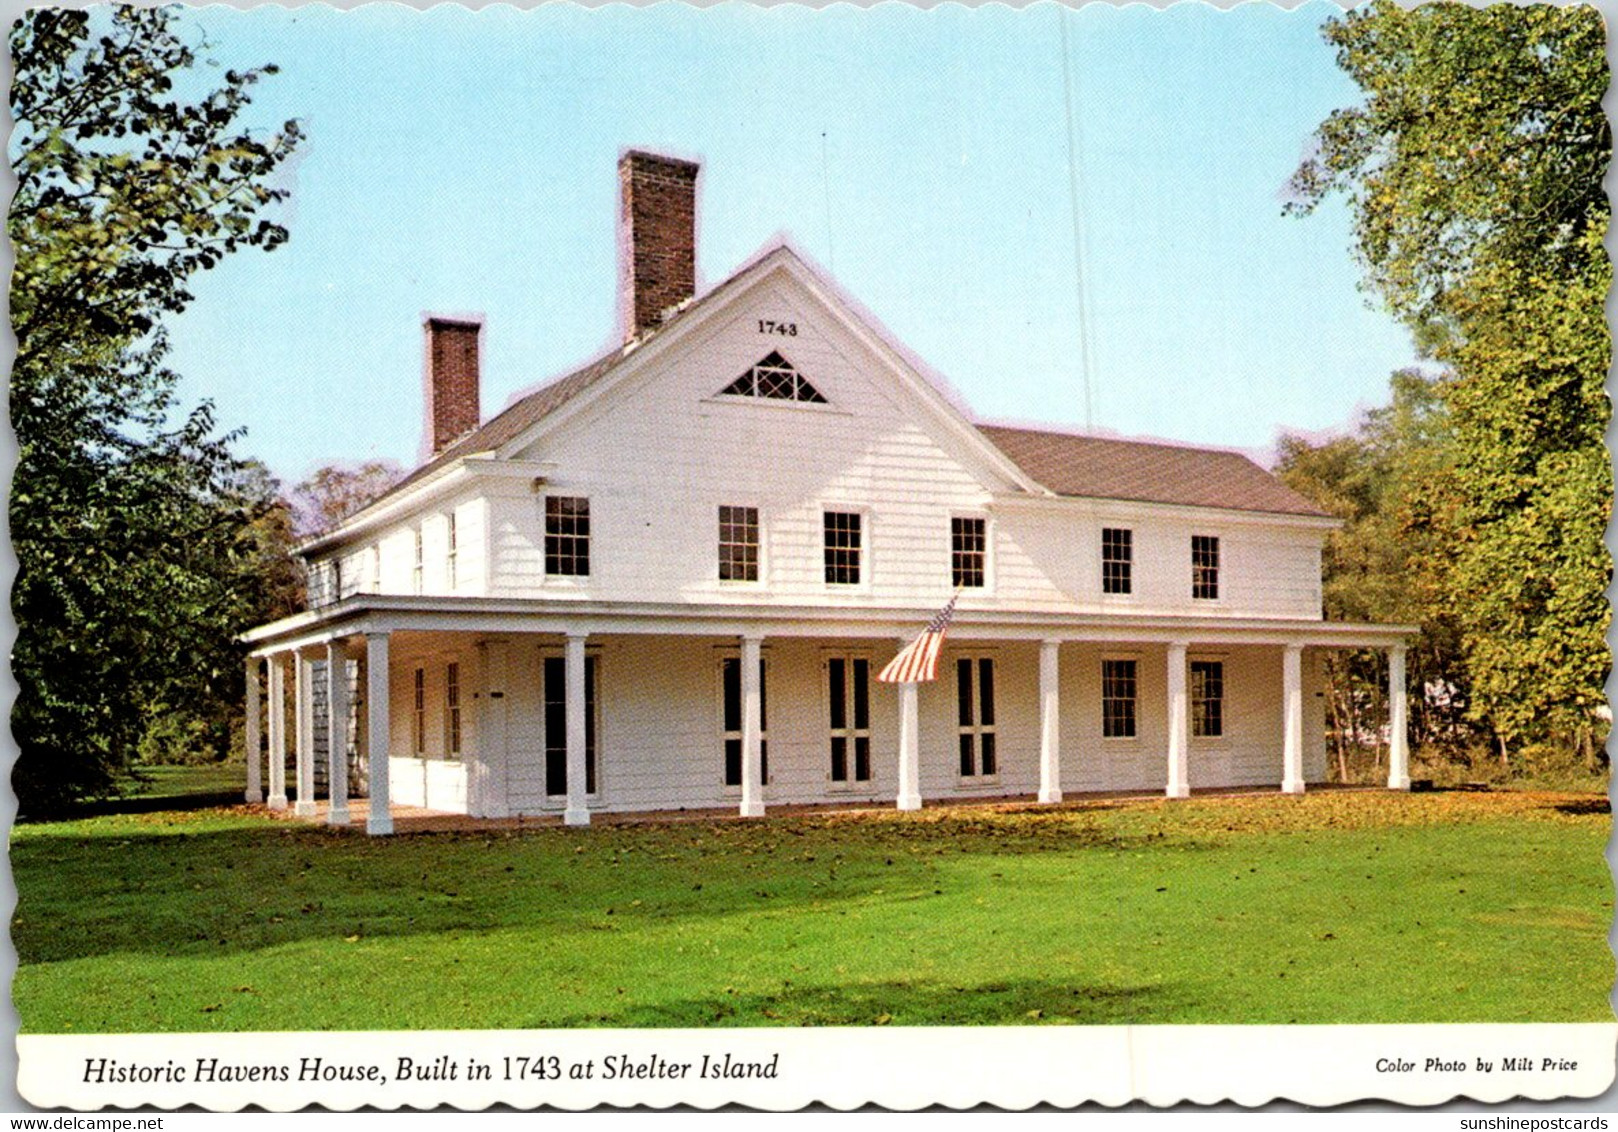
[17,1022,1618,1111]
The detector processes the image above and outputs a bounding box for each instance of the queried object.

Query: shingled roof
[976,424,1329,518]
[383,348,625,500]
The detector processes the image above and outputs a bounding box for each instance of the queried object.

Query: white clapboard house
[242,151,1414,834]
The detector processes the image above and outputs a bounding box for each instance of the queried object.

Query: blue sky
[158,1,1426,486]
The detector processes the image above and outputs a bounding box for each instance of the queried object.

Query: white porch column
[326,641,350,825]
[1166,641,1190,798]
[1387,644,1411,790]
[267,654,288,810]
[244,657,263,804]
[739,634,765,818]
[1282,644,1306,794]
[564,631,591,827]
[365,632,393,835]
[294,649,317,817]
[1038,639,1062,804]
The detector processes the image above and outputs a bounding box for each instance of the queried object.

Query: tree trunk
[1329,658,1351,782]
[1331,695,1348,782]
[1348,668,1367,777]
[1370,653,1386,771]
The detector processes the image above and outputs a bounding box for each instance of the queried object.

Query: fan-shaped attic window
[719,352,828,404]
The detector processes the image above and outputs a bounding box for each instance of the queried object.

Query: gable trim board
[246,152,1410,832]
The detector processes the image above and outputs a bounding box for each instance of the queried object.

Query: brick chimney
[423,315,482,455]
[618,150,699,343]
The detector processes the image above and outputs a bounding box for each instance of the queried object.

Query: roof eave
[988,492,1340,529]
[298,455,566,557]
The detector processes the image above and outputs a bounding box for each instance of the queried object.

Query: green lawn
[11,790,1612,1032]
[122,761,244,801]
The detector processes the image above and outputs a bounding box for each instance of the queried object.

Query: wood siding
[469,277,1326,618]
[321,496,490,601]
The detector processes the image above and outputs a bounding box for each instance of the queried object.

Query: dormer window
[719,351,827,404]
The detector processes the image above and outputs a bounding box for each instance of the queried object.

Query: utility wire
[1059,6,1097,433]
[821,130,837,275]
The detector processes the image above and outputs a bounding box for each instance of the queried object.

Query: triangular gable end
[491,245,1051,498]
[718,350,829,404]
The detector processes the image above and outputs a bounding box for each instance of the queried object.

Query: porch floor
[264,783,1380,835]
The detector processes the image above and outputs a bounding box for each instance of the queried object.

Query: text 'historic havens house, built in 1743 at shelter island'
[241,150,1414,834]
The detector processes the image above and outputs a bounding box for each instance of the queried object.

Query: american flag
[877,592,959,684]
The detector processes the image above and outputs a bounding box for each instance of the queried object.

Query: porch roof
[242,593,1416,656]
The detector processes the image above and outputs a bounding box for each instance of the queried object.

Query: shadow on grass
[1549,797,1610,816]
[13,816,1169,968]
[26,791,249,820]
[546,976,1184,1028]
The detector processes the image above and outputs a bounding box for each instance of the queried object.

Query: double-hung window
[720,656,768,787]
[951,517,987,588]
[445,662,462,757]
[1102,659,1137,739]
[827,656,871,783]
[412,668,427,754]
[718,505,760,582]
[956,657,997,778]
[545,496,590,577]
[543,654,598,796]
[1192,535,1220,600]
[1191,660,1224,738]
[824,511,862,585]
[1102,528,1133,595]
[412,530,424,595]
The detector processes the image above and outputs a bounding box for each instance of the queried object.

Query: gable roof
[383,347,625,501]
[364,247,825,519]
[976,424,1329,518]
[340,247,1325,539]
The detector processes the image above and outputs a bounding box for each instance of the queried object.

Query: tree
[236,459,307,623]
[1287,0,1610,759]
[1277,370,1475,777]
[9,8,301,810]
[292,460,404,538]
